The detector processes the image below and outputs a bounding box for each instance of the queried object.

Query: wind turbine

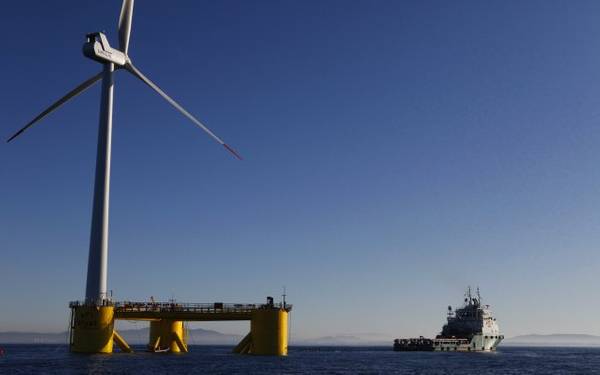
[7,0,241,305]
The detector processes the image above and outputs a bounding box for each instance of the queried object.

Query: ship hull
[394,334,503,352]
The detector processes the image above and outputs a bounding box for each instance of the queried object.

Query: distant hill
[0,331,68,344]
[0,328,241,345]
[505,334,600,347]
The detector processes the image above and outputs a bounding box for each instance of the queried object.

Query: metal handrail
[69,300,292,312]
[69,300,114,308]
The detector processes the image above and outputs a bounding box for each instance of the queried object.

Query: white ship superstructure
[436,287,503,351]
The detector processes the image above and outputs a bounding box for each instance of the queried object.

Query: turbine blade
[125,63,242,160]
[7,72,103,143]
[118,0,134,54]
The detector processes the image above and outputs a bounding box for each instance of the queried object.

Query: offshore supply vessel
[393,287,503,352]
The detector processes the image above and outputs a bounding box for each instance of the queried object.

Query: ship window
[484,336,488,339]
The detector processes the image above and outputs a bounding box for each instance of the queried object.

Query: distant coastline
[503,334,600,347]
[2,331,600,347]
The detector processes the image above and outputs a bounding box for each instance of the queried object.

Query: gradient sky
[2,0,600,341]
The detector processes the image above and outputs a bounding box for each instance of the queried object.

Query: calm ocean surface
[1,345,599,374]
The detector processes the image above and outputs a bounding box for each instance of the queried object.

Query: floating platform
[69,297,291,356]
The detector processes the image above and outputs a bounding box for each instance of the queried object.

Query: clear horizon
[2,0,600,341]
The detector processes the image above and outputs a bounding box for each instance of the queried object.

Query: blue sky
[2,0,600,340]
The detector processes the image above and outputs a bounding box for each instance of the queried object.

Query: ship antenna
[477,286,481,304]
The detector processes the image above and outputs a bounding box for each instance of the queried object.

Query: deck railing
[69,300,292,313]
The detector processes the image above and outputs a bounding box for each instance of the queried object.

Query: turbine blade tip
[223,144,243,160]
[7,132,20,143]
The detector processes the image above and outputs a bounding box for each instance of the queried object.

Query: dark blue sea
[1,345,599,374]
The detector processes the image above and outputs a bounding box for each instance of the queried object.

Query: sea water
[1,345,599,374]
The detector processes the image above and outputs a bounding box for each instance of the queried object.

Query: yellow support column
[148,320,187,353]
[250,308,289,356]
[70,304,115,353]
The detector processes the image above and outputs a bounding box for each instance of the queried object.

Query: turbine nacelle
[83,32,128,66]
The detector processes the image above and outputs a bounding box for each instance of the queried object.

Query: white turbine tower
[7,0,241,305]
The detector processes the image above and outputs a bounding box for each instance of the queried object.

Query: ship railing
[433,338,470,345]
